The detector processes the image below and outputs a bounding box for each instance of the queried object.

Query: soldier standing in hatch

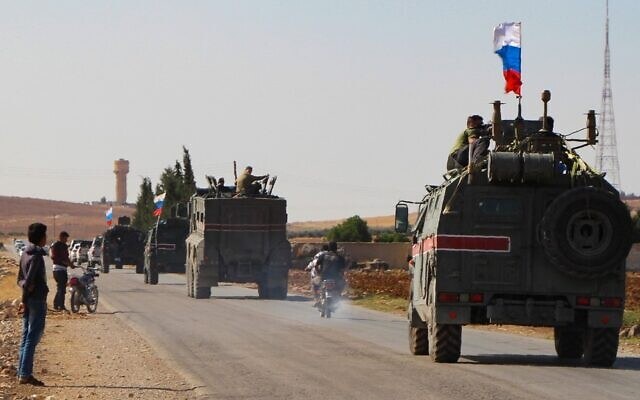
[50,231,76,311]
[235,166,268,196]
[447,115,490,170]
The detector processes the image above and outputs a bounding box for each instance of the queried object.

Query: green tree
[182,146,196,198]
[132,177,155,231]
[156,166,184,218]
[326,215,372,242]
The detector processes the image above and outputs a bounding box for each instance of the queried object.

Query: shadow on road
[462,354,640,371]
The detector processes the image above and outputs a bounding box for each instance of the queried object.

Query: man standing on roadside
[17,222,49,386]
[50,231,75,311]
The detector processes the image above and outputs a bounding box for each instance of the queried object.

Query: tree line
[131,146,196,231]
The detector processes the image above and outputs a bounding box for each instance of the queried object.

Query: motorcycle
[68,266,100,313]
[319,279,340,318]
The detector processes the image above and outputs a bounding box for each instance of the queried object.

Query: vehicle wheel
[86,287,99,314]
[554,326,585,359]
[409,324,429,355]
[583,327,619,367]
[325,303,332,319]
[429,323,462,363]
[269,285,287,300]
[115,264,123,270]
[70,291,81,313]
[135,263,143,274]
[186,264,194,297]
[257,282,269,299]
[102,264,109,274]
[195,286,211,299]
[149,265,159,285]
[540,187,632,278]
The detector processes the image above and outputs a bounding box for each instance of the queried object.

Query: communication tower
[595,0,621,191]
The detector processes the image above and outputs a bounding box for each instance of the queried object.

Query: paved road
[84,267,640,400]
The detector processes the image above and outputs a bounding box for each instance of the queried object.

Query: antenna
[595,0,621,191]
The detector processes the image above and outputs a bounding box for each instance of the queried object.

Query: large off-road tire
[149,264,159,285]
[409,325,429,355]
[554,326,585,359]
[429,323,462,363]
[195,286,211,299]
[257,282,269,299]
[135,263,144,274]
[186,264,194,298]
[70,290,81,313]
[540,187,632,279]
[583,327,619,367]
[100,257,109,273]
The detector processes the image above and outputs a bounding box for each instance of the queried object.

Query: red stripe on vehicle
[412,235,510,256]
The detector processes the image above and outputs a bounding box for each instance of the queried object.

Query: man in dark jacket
[17,222,48,386]
[50,231,75,311]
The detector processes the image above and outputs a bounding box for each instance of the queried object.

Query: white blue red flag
[493,22,522,95]
[153,193,166,217]
[105,207,113,226]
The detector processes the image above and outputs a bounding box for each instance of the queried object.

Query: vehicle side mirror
[395,203,409,233]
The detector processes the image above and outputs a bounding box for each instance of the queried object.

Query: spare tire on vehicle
[540,186,632,279]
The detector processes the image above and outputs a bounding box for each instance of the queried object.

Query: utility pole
[595,0,621,192]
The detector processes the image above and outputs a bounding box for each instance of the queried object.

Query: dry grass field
[0,196,134,239]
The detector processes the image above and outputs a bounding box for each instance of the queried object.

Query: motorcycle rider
[315,241,347,296]
[305,244,329,306]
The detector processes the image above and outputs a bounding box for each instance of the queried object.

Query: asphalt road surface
[73,267,638,400]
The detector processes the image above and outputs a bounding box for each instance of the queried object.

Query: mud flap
[588,310,622,328]
[435,306,471,325]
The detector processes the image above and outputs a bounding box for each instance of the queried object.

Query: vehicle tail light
[68,277,80,286]
[576,296,590,306]
[438,292,459,303]
[601,297,622,308]
[469,293,484,303]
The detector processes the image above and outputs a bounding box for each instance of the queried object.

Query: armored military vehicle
[395,91,634,367]
[143,217,190,285]
[100,217,146,274]
[186,175,291,299]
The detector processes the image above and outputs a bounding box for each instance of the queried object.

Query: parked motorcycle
[319,279,340,318]
[68,266,99,313]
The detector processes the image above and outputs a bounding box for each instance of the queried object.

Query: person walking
[50,231,76,311]
[17,222,49,386]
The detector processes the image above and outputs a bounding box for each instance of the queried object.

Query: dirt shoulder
[0,252,198,400]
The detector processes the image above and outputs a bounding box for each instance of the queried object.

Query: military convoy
[185,176,291,299]
[395,91,635,367]
[143,217,189,285]
[99,216,146,274]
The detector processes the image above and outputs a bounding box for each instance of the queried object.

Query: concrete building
[113,159,130,205]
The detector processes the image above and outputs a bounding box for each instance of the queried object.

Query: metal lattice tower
[595,0,621,191]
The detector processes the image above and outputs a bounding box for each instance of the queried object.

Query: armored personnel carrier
[100,216,146,274]
[186,175,291,299]
[143,217,189,285]
[395,91,635,367]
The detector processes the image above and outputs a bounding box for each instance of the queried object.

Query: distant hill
[0,196,134,239]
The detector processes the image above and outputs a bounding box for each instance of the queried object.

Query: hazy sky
[1,0,639,221]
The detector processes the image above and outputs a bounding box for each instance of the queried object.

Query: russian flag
[153,193,166,217]
[493,22,522,95]
[105,207,113,227]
